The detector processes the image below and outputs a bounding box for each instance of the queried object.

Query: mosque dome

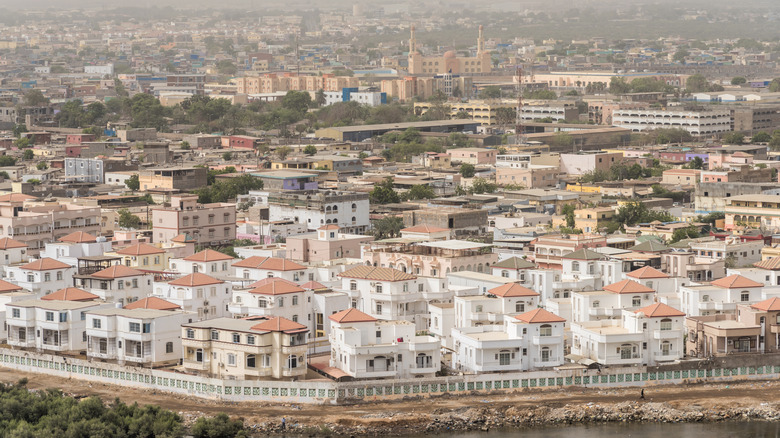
[443,50,457,59]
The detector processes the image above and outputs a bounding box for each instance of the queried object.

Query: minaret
[477,25,484,54]
[409,24,417,54]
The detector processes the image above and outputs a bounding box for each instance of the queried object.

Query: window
[143,323,151,333]
[186,329,195,339]
[258,299,267,308]
[592,300,600,308]
[375,285,383,294]
[45,311,54,321]
[132,279,138,288]
[376,303,382,314]
[632,296,641,307]
[44,272,50,282]
[515,302,525,313]
[498,350,511,366]
[11,308,19,318]
[501,270,509,278]
[59,313,67,323]
[660,318,672,331]
[129,322,141,332]
[292,295,298,306]
[246,354,256,368]
[292,315,298,323]
[211,330,219,341]
[247,335,255,345]
[572,261,580,271]
[741,292,750,302]
[117,280,124,290]
[166,342,174,353]
[287,355,298,369]
[350,281,357,291]
[56,271,63,280]
[539,324,552,337]
[93,319,101,329]
[227,353,236,366]
[541,347,550,362]
[232,333,240,343]
[278,297,284,307]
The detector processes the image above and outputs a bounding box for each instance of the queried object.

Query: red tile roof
[627,266,669,279]
[0,193,36,202]
[488,282,539,298]
[58,231,97,243]
[125,297,181,311]
[604,279,655,294]
[710,274,763,289]
[250,317,307,333]
[339,265,416,282]
[514,308,565,324]
[116,243,165,256]
[247,277,298,289]
[168,272,223,287]
[0,279,22,292]
[171,234,197,243]
[250,281,304,296]
[301,281,327,290]
[183,249,234,262]
[329,308,377,323]
[751,297,780,312]
[42,287,99,302]
[753,257,780,271]
[91,265,145,279]
[634,302,686,318]
[232,256,305,271]
[318,224,340,230]
[0,237,26,250]
[21,258,71,271]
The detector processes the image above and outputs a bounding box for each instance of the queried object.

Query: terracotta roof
[635,302,686,318]
[491,257,536,270]
[171,234,197,243]
[116,243,165,256]
[627,266,669,279]
[514,308,565,324]
[183,249,234,262]
[488,282,539,298]
[0,193,36,202]
[124,297,181,310]
[250,316,307,333]
[21,257,71,271]
[753,257,780,271]
[339,265,417,282]
[751,297,780,312]
[329,308,377,323]
[562,248,605,261]
[710,274,763,289]
[232,256,305,271]
[318,224,340,230]
[58,231,97,243]
[91,265,145,279]
[401,224,450,233]
[168,272,223,287]
[604,279,655,294]
[0,237,26,250]
[42,287,99,302]
[248,277,298,288]
[301,280,327,290]
[250,281,304,296]
[0,279,23,292]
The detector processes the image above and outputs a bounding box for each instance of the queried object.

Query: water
[427,422,780,438]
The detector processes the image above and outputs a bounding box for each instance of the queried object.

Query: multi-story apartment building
[287,225,373,263]
[64,158,137,184]
[530,234,608,269]
[138,167,208,191]
[232,256,307,282]
[181,316,308,380]
[0,200,100,256]
[362,238,497,278]
[612,109,731,136]
[520,105,579,123]
[725,194,780,231]
[245,190,369,234]
[109,243,169,271]
[234,73,359,94]
[73,265,154,306]
[169,249,234,276]
[6,258,76,297]
[152,195,236,246]
[153,272,232,320]
[675,274,765,317]
[329,308,441,379]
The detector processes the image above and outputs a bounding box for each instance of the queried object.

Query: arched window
[539,324,552,336]
[660,318,672,331]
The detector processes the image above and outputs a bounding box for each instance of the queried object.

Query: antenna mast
[515,66,524,143]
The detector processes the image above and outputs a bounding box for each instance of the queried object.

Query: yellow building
[574,207,616,233]
[408,25,492,75]
[108,243,169,271]
[413,100,515,125]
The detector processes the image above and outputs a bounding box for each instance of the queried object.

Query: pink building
[66,134,96,145]
[447,148,497,165]
[286,225,373,263]
[531,234,608,269]
[559,152,623,176]
[152,195,236,247]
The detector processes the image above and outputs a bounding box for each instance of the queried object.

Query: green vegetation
[303,145,318,155]
[686,74,724,93]
[696,212,725,225]
[402,185,436,201]
[578,162,662,183]
[669,225,701,243]
[561,204,576,228]
[369,177,400,205]
[194,174,264,204]
[614,201,675,227]
[526,89,558,100]
[22,149,34,160]
[469,177,497,194]
[0,156,18,166]
[125,174,140,191]
[378,128,445,163]
[459,163,476,178]
[722,132,745,145]
[752,132,772,143]
[118,208,141,229]
[372,216,404,240]
[731,76,747,85]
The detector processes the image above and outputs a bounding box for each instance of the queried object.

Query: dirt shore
[2,367,779,436]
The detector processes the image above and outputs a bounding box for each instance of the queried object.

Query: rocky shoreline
[238,399,780,436]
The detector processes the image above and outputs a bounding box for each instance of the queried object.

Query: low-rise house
[233,256,308,282]
[0,237,27,266]
[675,274,765,317]
[181,316,308,380]
[73,265,154,306]
[39,231,112,267]
[329,308,441,379]
[153,272,232,320]
[5,258,75,298]
[571,279,656,323]
[110,243,169,271]
[169,249,234,276]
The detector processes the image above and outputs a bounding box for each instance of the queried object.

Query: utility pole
[515,66,524,144]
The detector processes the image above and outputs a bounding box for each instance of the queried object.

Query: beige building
[138,167,208,192]
[181,316,308,380]
[152,195,236,246]
[408,25,491,75]
[234,73,359,94]
[380,76,473,102]
[413,100,514,125]
[573,207,616,233]
[496,163,559,188]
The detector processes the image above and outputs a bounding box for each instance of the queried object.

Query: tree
[0,156,17,166]
[480,86,502,99]
[673,48,689,63]
[372,216,404,239]
[769,78,780,93]
[731,76,747,85]
[686,74,711,93]
[191,413,247,438]
[23,89,49,106]
[130,93,167,130]
[281,90,312,115]
[722,132,745,145]
[215,60,237,75]
[561,204,576,228]
[685,156,704,170]
[180,141,191,150]
[194,174,264,203]
[118,209,141,229]
[459,163,476,178]
[369,177,400,204]
[22,149,34,160]
[222,152,233,161]
[314,89,326,107]
[549,132,574,148]
[669,225,700,243]
[752,132,772,143]
[125,174,140,191]
[36,162,47,170]
[608,77,632,94]
[275,145,292,160]
[470,177,497,194]
[526,90,558,100]
[303,145,317,155]
[495,107,516,129]
[404,184,436,200]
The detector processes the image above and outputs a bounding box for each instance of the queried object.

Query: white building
[571,303,686,367]
[84,64,114,75]
[612,108,731,136]
[245,190,371,234]
[74,265,154,306]
[674,274,765,317]
[153,272,232,320]
[329,308,441,379]
[689,237,764,269]
[169,249,235,276]
[323,90,386,107]
[85,303,191,366]
[232,256,308,282]
[5,258,76,298]
[571,279,657,323]
[39,231,112,267]
[0,237,27,266]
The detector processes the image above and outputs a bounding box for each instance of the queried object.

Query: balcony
[715,302,736,312]
[654,350,679,360]
[532,335,562,345]
[699,301,715,311]
[603,354,642,365]
[281,345,307,355]
[531,357,561,366]
[770,324,780,334]
[589,307,619,317]
[182,358,209,370]
[653,329,681,340]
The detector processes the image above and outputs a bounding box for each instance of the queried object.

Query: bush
[191,413,247,438]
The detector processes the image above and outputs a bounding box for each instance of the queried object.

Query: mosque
[407,25,492,75]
